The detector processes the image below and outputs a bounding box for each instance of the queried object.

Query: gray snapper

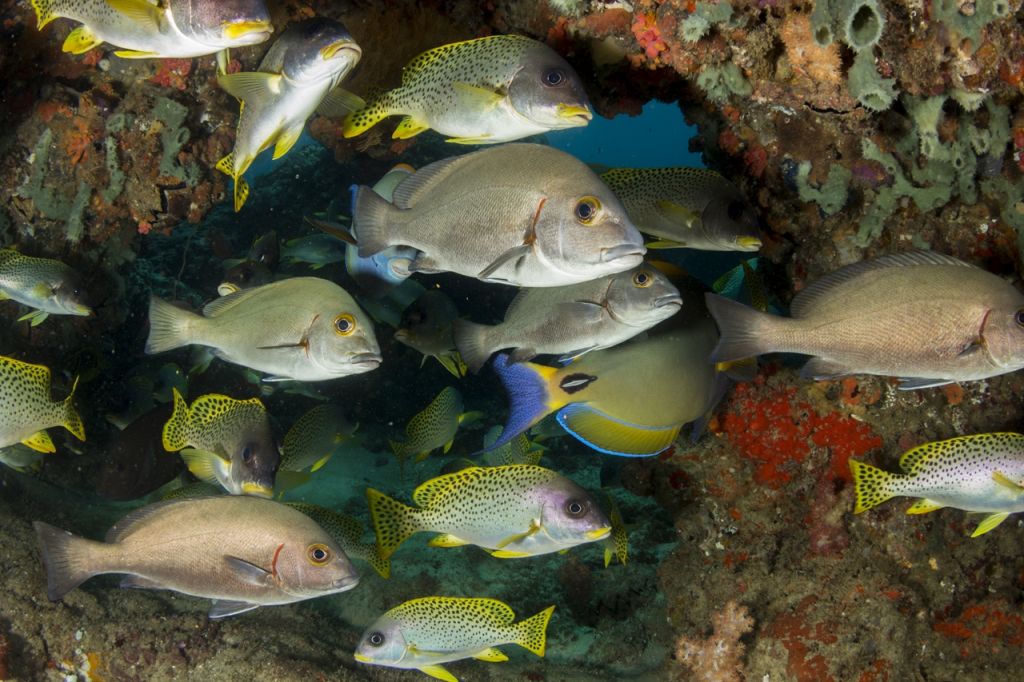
[0,248,90,325]
[354,143,645,287]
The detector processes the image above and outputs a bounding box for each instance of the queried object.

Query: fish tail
[849,459,897,514]
[366,488,422,560]
[366,541,392,579]
[145,296,198,355]
[61,375,86,442]
[215,153,251,212]
[33,521,105,601]
[30,0,58,29]
[161,388,191,451]
[489,354,563,453]
[511,605,555,657]
[353,186,396,258]
[342,90,396,138]
[452,319,494,373]
[704,292,782,363]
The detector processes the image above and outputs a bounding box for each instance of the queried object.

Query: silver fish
[0,248,90,325]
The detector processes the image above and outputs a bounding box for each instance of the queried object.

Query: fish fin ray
[208,600,261,619]
[353,186,396,257]
[473,647,508,662]
[393,116,428,139]
[898,377,954,390]
[478,244,531,281]
[272,124,304,160]
[366,488,421,559]
[512,605,555,657]
[704,292,778,363]
[428,533,470,548]
[419,665,458,682]
[114,49,159,58]
[30,0,58,29]
[216,72,282,103]
[317,87,365,118]
[971,512,1010,537]
[341,91,395,138]
[33,521,99,601]
[848,459,897,513]
[106,0,161,28]
[452,318,493,373]
[62,375,86,441]
[179,448,230,488]
[21,430,55,453]
[145,296,198,354]
[992,470,1024,493]
[801,357,855,381]
[161,387,190,451]
[906,499,945,514]
[62,26,102,54]
[223,556,273,585]
[488,354,563,453]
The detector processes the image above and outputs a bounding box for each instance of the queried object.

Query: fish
[287,503,389,578]
[97,404,185,501]
[145,276,381,382]
[216,18,363,211]
[344,164,419,298]
[0,444,46,473]
[711,257,770,312]
[705,251,1024,389]
[354,597,554,681]
[366,464,611,560]
[0,355,85,453]
[281,234,347,269]
[599,167,762,251]
[453,263,682,373]
[0,248,90,325]
[30,0,272,60]
[601,493,628,568]
[480,425,544,467]
[33,495,359,619]
[850,433,1024,537]
[388,387,481,465]
[219,230,279,296]
[162,388,278,498]
[395,289,466,378]
[279,404,357,473]
[342,34,592,144]
[354,143,646,288]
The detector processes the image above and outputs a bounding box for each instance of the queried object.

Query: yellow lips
[353,654,373,664]
[223,20,273,41]
[737,236,763,250]
[242,482,274,498]
[321,40,360,61]
[585,526,612,541]
[557,104,593,121]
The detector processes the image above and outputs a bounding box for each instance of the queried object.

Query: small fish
[480,425,544,467]
[31,0,272,59]
[287,503,389,578]
[0,248,90,326]
[145,277,381,382]
[0,444,46,473]
[706,251,1024,388]
[97,404,184,501]
[217,18,363,211]
[600,167,762,252]
[280,404,356,473]
[711,257,770,312]
[395,289,466,378]
[851,433,1024,537]
[389,387,481,465]
[366,464,611,559]
[34,496,359,619]
[454,263,682,372]
[354,143,645,288]
[601,493,628,568]
[162,388,278,497]
[343,34,592,144]
[281,234,347,269]
[219,230,279,295]
[355,597,554,681]
[0,355,84,453]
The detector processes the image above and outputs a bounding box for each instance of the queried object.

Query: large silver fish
[454,263,682,372]
[354,144,645,287]
[145,277,380,382]
[0,248,90,325]
[34,496,359,619]
[706,251,1024,388]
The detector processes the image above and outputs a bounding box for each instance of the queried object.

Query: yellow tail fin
[366,488,421,560]
[849,459,896,514]
[512,605,555,657]
[30,0,58,29]
[162,388,191,451]
[62,376,86,442]
[341,92,395,138]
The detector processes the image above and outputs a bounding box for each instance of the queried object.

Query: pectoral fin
[478,244,531,281]
[971,512,1010,537]
[992,470,1024,493]
[224,556,273,585]
[495,520,540,549]
[435,352,467,378]
[18,310,49,326]
[453,82,504,109]
[317,88,366,118]
[272,125,304,160]
[179,448,230,487]
[419,664,458,682]
[21,430,55,454]
[655,200,700,225]
[217,72,283,103]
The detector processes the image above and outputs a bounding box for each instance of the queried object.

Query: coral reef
[675,600,753,682]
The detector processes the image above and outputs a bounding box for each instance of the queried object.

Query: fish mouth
[332,574,360,591]
[585,526,612,541]
[68,303,93,316]
[600,243,646,264]
[653,294,683,309]
[556,103,593,124]
[393,329,410,343]
[354,654,373,664]
[321,40,361,61]
[349,352,382,369]
[241,482,274,498]
[736,236,763,251]
[222,20,273,42]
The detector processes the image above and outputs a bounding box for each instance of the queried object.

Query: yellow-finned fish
[0,248,91,326]
[342,34,592,144]
[600,167,762,252]
[0,355,84,453]
[30,0,272,59]
[287,503,390,579]
[395,289,466,378]
[366,464,611,560]
[34,496,359,619]
[217,18,363,211]
[850,433,1024,537]
[601,493,628,567]
[480,425,544,467]
[162,388,278,497]
[388,387,481,465]
[280,404,356,473]
[354,597,554,681]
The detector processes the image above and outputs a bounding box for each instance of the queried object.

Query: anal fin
[473,647,508,662]
[22,430,55,454]
[393,116,428,139]
[971,511,1011,537]
[428,533,469,548]
[63,26,103,54]
[906,499,945,515]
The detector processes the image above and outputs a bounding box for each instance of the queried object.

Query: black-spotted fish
[162,388,278,497]
[30,0,272,59]
[479,425,544,467]
[395,289,466,378]
[355,597,554,681]
[601,493,628,568]
[280,404,356,473]
[600,167,762,251]
[851,433,1024,537]
[34,496,359,619]
[287,503,389,578]
[342,34,591,144]
[389,387,480,465]
[0,355,84,453]
[706,251,1024,389]
[366,465,610,560]
[0,249,90,325]
[216,19,362,211]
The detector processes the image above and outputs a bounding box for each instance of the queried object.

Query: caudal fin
[342,91,395,139]
[161,388,191,451]
[30,0,59,29]
[145,296,198,355]
[488,355,562,453]
[61,376,86,442]
[353,187,396,258]
[34,521,102,601]
[365,488,422,560]
[452,319,495,373]
[849,459,896,514]
[704,293,780,363]
[511,605,555,657]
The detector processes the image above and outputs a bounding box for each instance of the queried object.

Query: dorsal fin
[411,466,486,508]
[791,251,972,318]
[104,497,213,543]
[400,35,533,83]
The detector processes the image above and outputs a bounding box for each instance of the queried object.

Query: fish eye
[241,446,253,463]
[307,543,332,565]
[727,201,746,222]
[564,499,587,517]
[632,270,653,288]
[574,197,601,225]
[1016,309,1024,327]
[543,68,566,87]
[334,313,357,336]
[367,631,386,647]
